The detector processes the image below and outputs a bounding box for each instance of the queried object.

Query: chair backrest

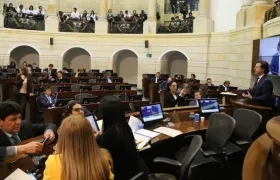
[232,108,262,141]
[92,85,101,90]
[74,93,94,104]
[35,97,43,112]
[180,135,203,180]
[129,172,144,180]
[71,84,84,92]
[205,113,236,149]
[114,94,129,101]
[50,85,60,93]
[88,79,96,83]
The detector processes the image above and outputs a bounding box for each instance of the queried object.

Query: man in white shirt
[124,10,131,21]
[71,8,80,20]
[218,80,230,92]
[16,4,25,14]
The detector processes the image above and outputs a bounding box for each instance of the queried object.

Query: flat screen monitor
[79,85,92,91]
[79,78,89,83]
[60,78,71,83]
[55,98,74,107]
[100,85,114,90]
[82,97,98,104]
[120,85,131,90]
[58,86,71,92]
[129,94,142,101]
[140,103,164,123]
[78,73,88,77]
[227,86,238,91]
[198,99,220,114]
[208,86,218,91]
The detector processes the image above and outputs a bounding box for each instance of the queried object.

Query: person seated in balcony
[82,10,88,20]
[89,10,98,24]
[26,5,36,18]
[186,12,195,33]
[56,71,65,83]
[139,10,147,23]
[16,4,25,18]
[115,11,124,22]
[169,17,176,31]
[124,10,132,22]
[70,8,80,20]
[35,6,44,20]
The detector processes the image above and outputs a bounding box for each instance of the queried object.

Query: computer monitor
[79,85,92,91]
[105,70,113,74]
[140,103,164,123]
[55,98,74,107]
[114,77,123,83]
[120,85,131,90]
[78,73,88,77]
[7,73,16,78]
[90,69,100,73]
[58,86,71,92]
[129,94,142,101]
[82,97,98,104]
[96,78,106,83]
[198,99,220,114]
[39,79,49,84]
[33,69,41,73]
[60,78,71,83]
[63,73,72,77]
[227,86,238,91]
[208,86,218,91]
[100,85,114,90]
[79,78,89,83]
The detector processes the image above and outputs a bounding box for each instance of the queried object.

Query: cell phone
[43,136,51,146]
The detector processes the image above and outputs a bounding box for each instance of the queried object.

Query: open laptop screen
[199,99,220,114]
[140,103,164,123]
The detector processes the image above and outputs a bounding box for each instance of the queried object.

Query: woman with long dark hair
[99,96,149,180]
[13,67,33,119]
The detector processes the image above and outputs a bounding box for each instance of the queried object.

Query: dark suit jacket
[270,53,279,75]
[165,91,183,108]
[160,81,170,92]
[43,68,56,79]
[250,75,273,107]
[37,94,56,112]
[189,100,198,106]
[151,77,160,83]
[0,120,57,146]
[55,76,69,83]
[218,85,226,92]
[15,74,33,94]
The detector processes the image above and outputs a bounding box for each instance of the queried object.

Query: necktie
[48,96,52,103]
[253,78,259,88]
[11,134,21,145]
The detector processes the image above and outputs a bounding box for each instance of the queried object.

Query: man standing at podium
[242,61,273,107]
[151,72,161,83]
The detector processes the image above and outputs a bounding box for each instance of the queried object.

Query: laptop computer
[140,103,164,129]
[198,98,220,118]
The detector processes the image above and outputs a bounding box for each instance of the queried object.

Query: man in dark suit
[189,91,201,106]
[218,80,230,92]
[104,72,114,83]
[37,87,56,112]
[44,64,56,82]
[151,72,161,83]
[55,71,67,83]
[270,42,280,75]
[0,101,57,156]
[159,76,172,92]
[243,61,273,107]
[203,78,214,90]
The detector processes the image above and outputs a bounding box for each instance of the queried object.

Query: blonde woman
[43,115,114,180]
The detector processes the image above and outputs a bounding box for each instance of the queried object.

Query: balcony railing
[4,12,45,31]
[108,22,143,34]
[157,20,193,34]
[264,4,280,23]
[59,20,95,33]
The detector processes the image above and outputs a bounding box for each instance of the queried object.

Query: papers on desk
[134,133,151,150]
[153,127,182,137]
[128,116,142,132]
[4,168,36,180]
[220,92,237,96]
[134,129,160,139]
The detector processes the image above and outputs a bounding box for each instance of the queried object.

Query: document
[153,127,182,137]
[97,120,103,131]
[220,92,237,96]
[5,168,35,180]
[134,129,160,139]
[128,116,142,132]
[133,133,151,150]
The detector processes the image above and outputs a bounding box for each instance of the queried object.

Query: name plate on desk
[4,168,35,180]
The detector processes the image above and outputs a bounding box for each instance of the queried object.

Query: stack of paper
[220,92,237,96]
[153,127,182,137]
[134,129,160,138]
[134,133,151,150]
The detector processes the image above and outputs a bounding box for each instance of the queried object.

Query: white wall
[210,0,242,32]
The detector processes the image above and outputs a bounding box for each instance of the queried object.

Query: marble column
[0,1,4,28]
[144,0,157,34]
[45,0,59,32]
[95,0,108,34]
[252,0,269,4]
[194,0,214,32]
[242,0,254,8]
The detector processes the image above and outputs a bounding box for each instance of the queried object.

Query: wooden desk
[0,135,55,180]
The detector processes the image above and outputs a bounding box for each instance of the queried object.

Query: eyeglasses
[72,108,84,112]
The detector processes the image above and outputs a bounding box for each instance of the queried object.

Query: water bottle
[194,113,200,123]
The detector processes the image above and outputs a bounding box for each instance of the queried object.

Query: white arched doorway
[62,47,91,72]
[9,45,40,68]
[160,50,188,78]
[112,49,138,84]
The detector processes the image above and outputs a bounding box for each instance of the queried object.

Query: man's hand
[242,92,252,100]
[44,130,55,145]
[17,141,43,155]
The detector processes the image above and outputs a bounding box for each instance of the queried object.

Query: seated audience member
[22,61,27,68]
[89,10,98,23]
[159,76,172,92]
[152,72,161,83]
[124,10,132,21]
[35,6,44,20]
[139,10,147,23]
[26,5,35,17]
[104,72,113,83]
[218,80,230,92]
[62,67,68,73]
[56,71,64,83]
[45,64,56,81]
[242,61,273,107]
[165,81,186,108]
[70,7,80,20]
[203,78,214,90]
[74,68,86,77]
[189,91,201,106]
[37,87,55,111]
[43,115,114,180]
[99,96,149,180]
[0,101,57,154]
[190,73,196,80]
[16,4,25,17]
[8,61,16,69]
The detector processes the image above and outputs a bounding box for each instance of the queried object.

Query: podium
[160,90,167,107]
[149,83,160,103]
[142,77,151,99]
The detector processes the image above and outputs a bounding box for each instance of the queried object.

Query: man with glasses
[0,101,57,159]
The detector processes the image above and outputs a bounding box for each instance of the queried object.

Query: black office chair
[130,172,144,180]
[149,135,203,180]
[74,93,95,104]
[231,108,262,148]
